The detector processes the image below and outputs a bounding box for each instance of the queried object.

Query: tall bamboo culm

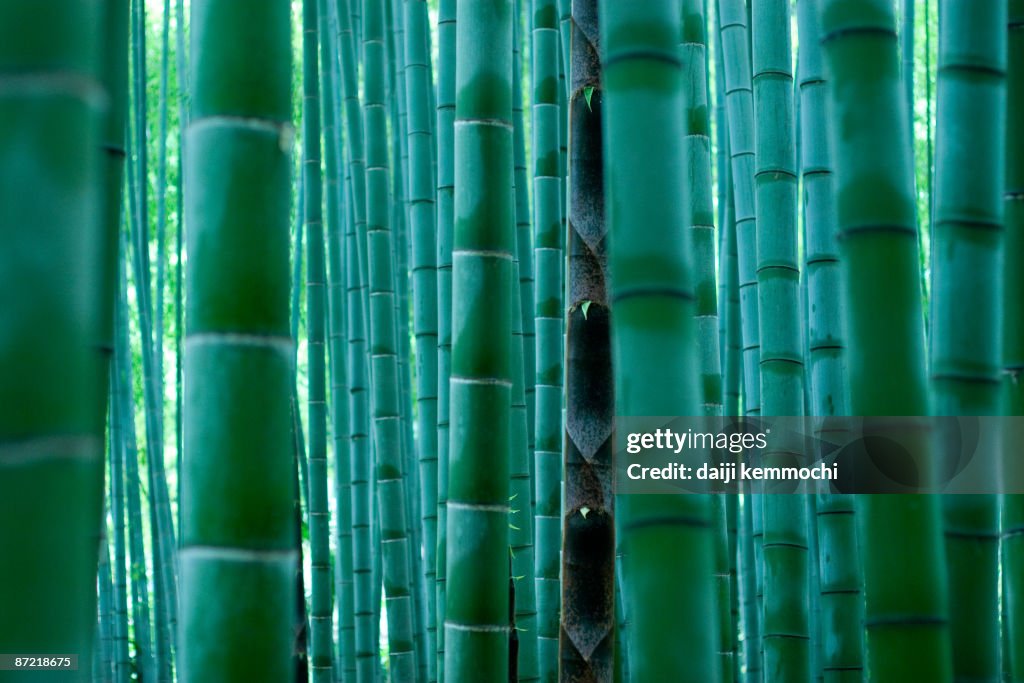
[601,1,720,681]
[932,3,1007,683]
[444,0,515,680]
[403,2,440,680]
[181,2,296,680]
[301,1,334,680]
[434,0,456,678]
[561,0,615,680]
[531,0,565,680]
[795,2,863,682]
[0,4,111,681]
[822,1,953,681]
[362,0,418,677]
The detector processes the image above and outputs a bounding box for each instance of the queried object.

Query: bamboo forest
[3,0,1024,681]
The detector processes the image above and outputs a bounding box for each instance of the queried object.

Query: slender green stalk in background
[319,3,355,680]
[403,2,441,679]
[1004,2,1024,681]
[333,3,376,676]
[931,3,1007,683]
[752,1,810,681]
[530,0,565,680]
[301,1,335,680]
[434,0,456,678]
[445,0,515,679]
[363,0,418,677]
[601,1,719,681]
[717,0,761,418]
[682,2,729,680]
[118,216,156,683]
[683,0,722,420]
[822,1,953,681]
[181,2,296,680]
[795,2,862,682]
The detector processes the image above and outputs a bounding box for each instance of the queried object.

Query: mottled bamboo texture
[181,2,296,681]
[560,2,615,682]
[444,0,515,681]
[601,0,719,681]
[932,3,1007,683]
[822,1,953,681]
[531,1,564,681]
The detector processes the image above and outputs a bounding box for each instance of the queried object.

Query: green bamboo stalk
[435,0,456,677]
[932,3,1006,682]
[513,0,537,489]
[683,0,723,419]
[289,166,310,683]
[124,131,157,683]
[902,0,915,141]
[346,191,375,683]
[822,2,953,681]
[404,2,441,679]
[362,0,418,677]
[727,492,740,683]
[444,0,515,679]
[557,0,571,93]
[97,530,114,683]
[717,0,761,418]
[717,2,764,677]
[98,0,130,437]
[739,494,761,683]
[100,9,131,683]
[530,0,564,680]
[303,2,335,680]
[719,108,742,420]
[510,226,539,683]
[601,3,719,681]
[0,2,112,679]
[110,305,131,683]
[385,23,426,661]
[751,2,810,681]
[561,2,615,679]
[795,4,863,682]
[1003,3,1024,681]
[797,0,848,423]
[320,4,355,681]
[510,9,540,681]
[128,7,178,676]
[174,0,187,521]
[181,2,296,681]
[155,0,170,453]
[153,7,178,680]
[683,4,729,681]
[332,5,377,674]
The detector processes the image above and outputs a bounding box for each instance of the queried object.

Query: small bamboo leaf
[580,506,591,519]
[581,301,592,319]
[584,86,594,111]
